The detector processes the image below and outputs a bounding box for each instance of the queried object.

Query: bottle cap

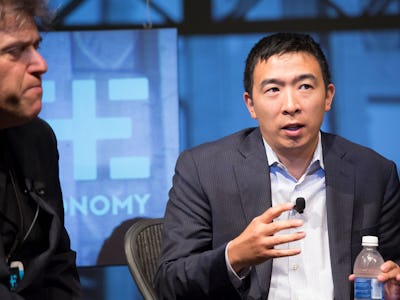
[362,235,378,246]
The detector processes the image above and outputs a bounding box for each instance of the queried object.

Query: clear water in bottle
[354,236,385,300]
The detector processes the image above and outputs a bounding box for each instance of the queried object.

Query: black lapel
[322,132,354,300]
[234,128,271,222]
[233,128,273,296]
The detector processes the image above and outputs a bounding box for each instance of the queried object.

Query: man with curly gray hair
[0,0,81,298]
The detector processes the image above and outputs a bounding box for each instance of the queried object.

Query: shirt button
[291,264,299,270]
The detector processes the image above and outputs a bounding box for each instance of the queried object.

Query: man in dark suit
[0,0,81,298]
[154,33,400,299]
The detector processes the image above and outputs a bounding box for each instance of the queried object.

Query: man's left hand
[378,261,400,300]
[349,260,400,300]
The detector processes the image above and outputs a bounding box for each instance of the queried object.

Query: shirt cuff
[225,241,251,289]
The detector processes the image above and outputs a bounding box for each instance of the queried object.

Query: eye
[2,45,26,60]
[299,84,312,90]
[266,87,280,94]
[6,47,24,58]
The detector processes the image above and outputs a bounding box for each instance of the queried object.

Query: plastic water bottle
[354,236,385,300]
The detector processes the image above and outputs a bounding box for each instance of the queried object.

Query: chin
[28,101,42,117]
[18,105,42,125]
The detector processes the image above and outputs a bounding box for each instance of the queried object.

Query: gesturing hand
[227,202,306,273]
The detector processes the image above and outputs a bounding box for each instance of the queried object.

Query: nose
[282,90,300,115]
[27,47,48,75]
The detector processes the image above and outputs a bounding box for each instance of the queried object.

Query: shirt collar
[263,131,324,170]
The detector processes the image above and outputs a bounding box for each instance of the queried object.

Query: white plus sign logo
[43,78,150,181]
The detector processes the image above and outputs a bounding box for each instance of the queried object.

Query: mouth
[282,124,304,131]
[25,84,43,94]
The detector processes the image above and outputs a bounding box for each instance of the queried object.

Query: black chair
[124,218,164,300]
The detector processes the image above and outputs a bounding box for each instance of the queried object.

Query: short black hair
[243,33,332,97]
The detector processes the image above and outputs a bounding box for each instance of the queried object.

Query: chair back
[124,218,164,300]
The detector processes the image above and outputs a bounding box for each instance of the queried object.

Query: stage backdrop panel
[39,28,179,266]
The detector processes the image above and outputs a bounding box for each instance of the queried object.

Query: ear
[243,92,257,119]
[324,83,335,112]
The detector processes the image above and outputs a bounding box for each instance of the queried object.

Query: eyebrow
[0,35,43,52]
[25,35,43,46]
[259,73,318,90]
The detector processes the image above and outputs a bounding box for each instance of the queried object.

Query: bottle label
[354,277,384,299]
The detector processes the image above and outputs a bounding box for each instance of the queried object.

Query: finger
[263,248,302,259]
[381,260,398,273]
[265,219,305,236]
[263,231,306,249]
[348,274,355,281]
[378,261,400,282]
[258,202,295,223]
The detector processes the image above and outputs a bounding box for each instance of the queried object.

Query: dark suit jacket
[0,118,81,299]
[154,127,400,300]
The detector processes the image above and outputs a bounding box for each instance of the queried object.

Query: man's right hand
[227,202,306,273]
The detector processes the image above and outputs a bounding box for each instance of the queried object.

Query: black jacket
[0,118,81,299]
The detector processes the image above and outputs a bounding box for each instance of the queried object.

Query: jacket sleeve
[378,161,400,265]
[154,150,240,300]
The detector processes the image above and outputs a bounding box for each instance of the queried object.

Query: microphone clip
[294,197,305,214]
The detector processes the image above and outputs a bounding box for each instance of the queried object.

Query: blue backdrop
[39,28,179,266]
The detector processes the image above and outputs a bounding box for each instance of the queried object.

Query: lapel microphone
[294,197,306,214]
